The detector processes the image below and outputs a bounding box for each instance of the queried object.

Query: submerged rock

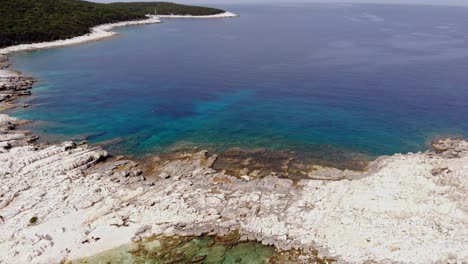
[69,235,276,264]
[432,137,468,158]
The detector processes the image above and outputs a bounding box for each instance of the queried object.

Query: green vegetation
[0,0,224,48]
[112,2,224,16]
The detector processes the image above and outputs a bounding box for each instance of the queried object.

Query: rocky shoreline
[0,55,34,108]
[159,11,239,19]
[0,55,467,263]
[0,16,161,55]
[0,12,238,55]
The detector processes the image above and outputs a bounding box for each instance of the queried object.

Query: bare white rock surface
[0,115,467,263]
[159,11,239,18]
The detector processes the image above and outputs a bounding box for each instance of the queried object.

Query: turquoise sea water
[8,3,468,158]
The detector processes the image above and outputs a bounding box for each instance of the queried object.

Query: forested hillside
[0,0,224,48]
[112,2,224,16]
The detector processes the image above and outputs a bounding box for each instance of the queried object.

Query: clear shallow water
[71,236,275,264]
[9,3,468,158]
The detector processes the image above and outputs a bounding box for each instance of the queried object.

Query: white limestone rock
[0,120,467,263]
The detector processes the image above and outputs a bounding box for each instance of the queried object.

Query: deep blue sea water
[8,3,468,159]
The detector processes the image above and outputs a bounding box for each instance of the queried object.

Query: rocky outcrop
[431,137,468,158]
[0,114,148,264]
[0,114,38,148]
[0,116,467,264]
[0,57,34,103]
[0,55,9,70]
[0,73,34,101]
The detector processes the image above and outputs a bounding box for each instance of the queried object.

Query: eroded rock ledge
[0,55,34,105]
[0,113,467,264]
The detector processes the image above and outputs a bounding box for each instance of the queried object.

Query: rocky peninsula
[0,55,467,263]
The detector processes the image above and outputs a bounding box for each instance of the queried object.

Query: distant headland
[0,0,234,49]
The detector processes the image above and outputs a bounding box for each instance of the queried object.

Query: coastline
[0,15,161,55]
[0,55,34,109]
[0,10,238,109]
[0,10,467,264]
[159,11,239,18]
[0,64,467,263]
[0,111,467,263]
[0,12,238,55]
